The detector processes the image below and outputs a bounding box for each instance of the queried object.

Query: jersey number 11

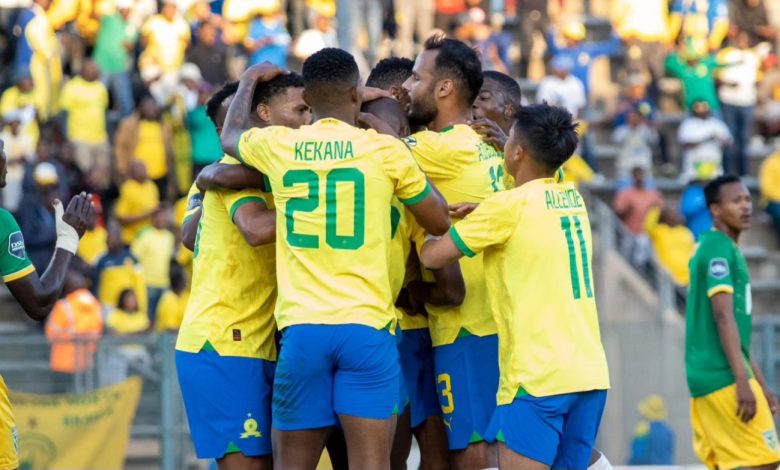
[560,216,594,300]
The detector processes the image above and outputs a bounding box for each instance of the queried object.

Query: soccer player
[470,70,522,151]
[175,73,311,470]
[366,57,415,114]
[0,139,94,470]
[686,175,780,470]
[402,35,502,469]
[420,104,610,469]
[221,52,450,470]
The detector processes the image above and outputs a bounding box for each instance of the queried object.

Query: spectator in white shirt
[678,100,733,182]
[292,9,338,62]
[716,30,764,175]
[613,105,658,187]
[536,54,586,119]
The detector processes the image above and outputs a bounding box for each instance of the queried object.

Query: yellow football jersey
[175,156,277,360]
[405,124,503,346]
[0,376,17,470]
[237,118,430,330]
[390,199,428,331]
[450,178,610,403]
[182,183,202,225]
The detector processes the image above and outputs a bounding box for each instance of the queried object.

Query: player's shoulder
[404,129,439,150]
[694,230,735,261]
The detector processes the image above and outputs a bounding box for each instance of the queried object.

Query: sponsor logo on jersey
[709,258,729,279]
[8,232,26,260]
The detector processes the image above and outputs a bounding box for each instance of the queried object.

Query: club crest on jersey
[187,193,203,211]
[8,232,26,260]
[403,137,417,147]
[709,258,729,279]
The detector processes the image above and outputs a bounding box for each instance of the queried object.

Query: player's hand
[361,86,392,103]
[60,192,93,238]
[468,118,507,151]
[357,112,398,137]
[240,62,285,83]
[763,386,779,417]
[449,202,479,219]
[736,379,757,422]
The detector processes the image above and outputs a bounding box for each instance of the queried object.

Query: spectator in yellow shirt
[93,220,148,313]
[59,60,111,189]
[0,72,39,147]
[20,0,63,121]
[645,206,696,286]
[139,0,190,75]
[155,263,188,332]
[77,205,107,267]
[106,289,150,335]
[131,203,175,322]
[114,160,160,245]
[760,149,780,244]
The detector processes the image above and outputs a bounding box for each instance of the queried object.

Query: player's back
[176,157,277,361]
[237,118,431,331]
[405,124,503,346]
[479,178,609,402]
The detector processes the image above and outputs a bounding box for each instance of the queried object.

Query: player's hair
[252,72,305,110]
[483,70,522,108]
[704,174,742,207]
[510,104,579,172]
[302,48,359,104]
[206,81,239,126]
[423,35,483,105]
[366,57,414,90]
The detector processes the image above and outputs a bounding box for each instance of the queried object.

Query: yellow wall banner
[9,377,142,470]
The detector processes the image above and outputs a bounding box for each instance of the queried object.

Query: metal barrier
[0,332,191,470]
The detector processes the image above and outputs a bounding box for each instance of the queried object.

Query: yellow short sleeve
[450,191,517,257]
[236,127,278,173]
[182,183,202,224]
[405,131,460,180]
[223,188,271,224]
[382,138,431,205]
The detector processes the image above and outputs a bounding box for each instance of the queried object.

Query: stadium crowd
[0,0,780,468]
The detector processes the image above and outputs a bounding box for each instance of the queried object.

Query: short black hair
[483,70,522,108]
[252,72,304,110]
[510,104,579,171]
[206,81,239,126]
[302,48,360,103]
[424,35,483,105]
[366,57,414,90]
[704,174,742,207]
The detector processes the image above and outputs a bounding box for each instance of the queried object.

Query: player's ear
[257,103,271,124]
[504,104,516,121]
[389,85,403,103]
[437,79,453,99]
[351,85,360,104]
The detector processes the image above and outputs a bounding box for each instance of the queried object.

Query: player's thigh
[333,324,400,420]
[692,380,780,470]
[401,329,441,429]
[175,350,274,459]
[391,408,413,470]
[271,426,331,470]
[0,377,18,470]
[413,416,450,470]
[273,325,337,431]
[498,442,550,470]
[433,334,499,450]
[552,390,607,470]
[217,452,271,470]
[339,413,397,470]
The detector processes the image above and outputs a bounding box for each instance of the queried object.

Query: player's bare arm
[233,202,276,246]
[711,292,756,422]
[181,209,202,252]
[420,233,464,270]
[751,357,780,417]
[407,263,466,307]
[7,193,94,321]
[221,62,285,159]
[195,162,267,192]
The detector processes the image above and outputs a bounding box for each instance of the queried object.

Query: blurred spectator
[611,0,673,86]
[186,21,229,86]
[665,44,720,113]
[0,71,39,147]
[680,173,715,241]
[394,0,434,58]
[15,0,62,121]
[728,0,774,47]
[188,84,223,176]
[457,7,511,74]
[92,0,137,119]
[645,207,695,286]
[337,0,383,67]
[18,162,59,272]
[93,219,148,312]
[115,97,174,193]
[759,149,780,245]
[131,204,175,322]
[717,31,762,176]
[21,139,68,203]
[44,270,103,384]
[77,206,107,268]
[628,395,675,465]
[516,0,552,78]
[536,55,586,119]
[245,2,291,68]
[613,167,663,268]
[614,74,656,127]
[292,7,338,62]
[59,60,110,190]
[612,105,658,186]
[678,100,732,182]
[758,55,780,137]
[189,0,223,39]
[1,113,36,213]
[114,161,160,246]
[155,263,189,332]
[547,19,622,97]
[434,0,466,34]
[669,0,729,58]
[139,0,191,81]
[106,289,150,335]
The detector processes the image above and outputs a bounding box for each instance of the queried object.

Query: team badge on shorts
[8,232,26,260]
[709,258,729,279]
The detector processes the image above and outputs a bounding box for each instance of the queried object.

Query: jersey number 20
[283,168,365,250]
[560,216,594,299]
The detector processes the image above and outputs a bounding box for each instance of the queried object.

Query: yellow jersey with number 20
[450,178,610,404]
[237,118,431,331]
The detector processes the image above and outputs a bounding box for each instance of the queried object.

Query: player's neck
[512,167,549,188]
[312,109,356,126]
[714,220,740,243]
[427,106,470,132]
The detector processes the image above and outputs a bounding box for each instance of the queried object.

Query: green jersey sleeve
[700,235,735,298]
[0,209,35,283]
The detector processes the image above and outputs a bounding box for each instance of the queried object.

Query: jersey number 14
[560,216,594,299]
